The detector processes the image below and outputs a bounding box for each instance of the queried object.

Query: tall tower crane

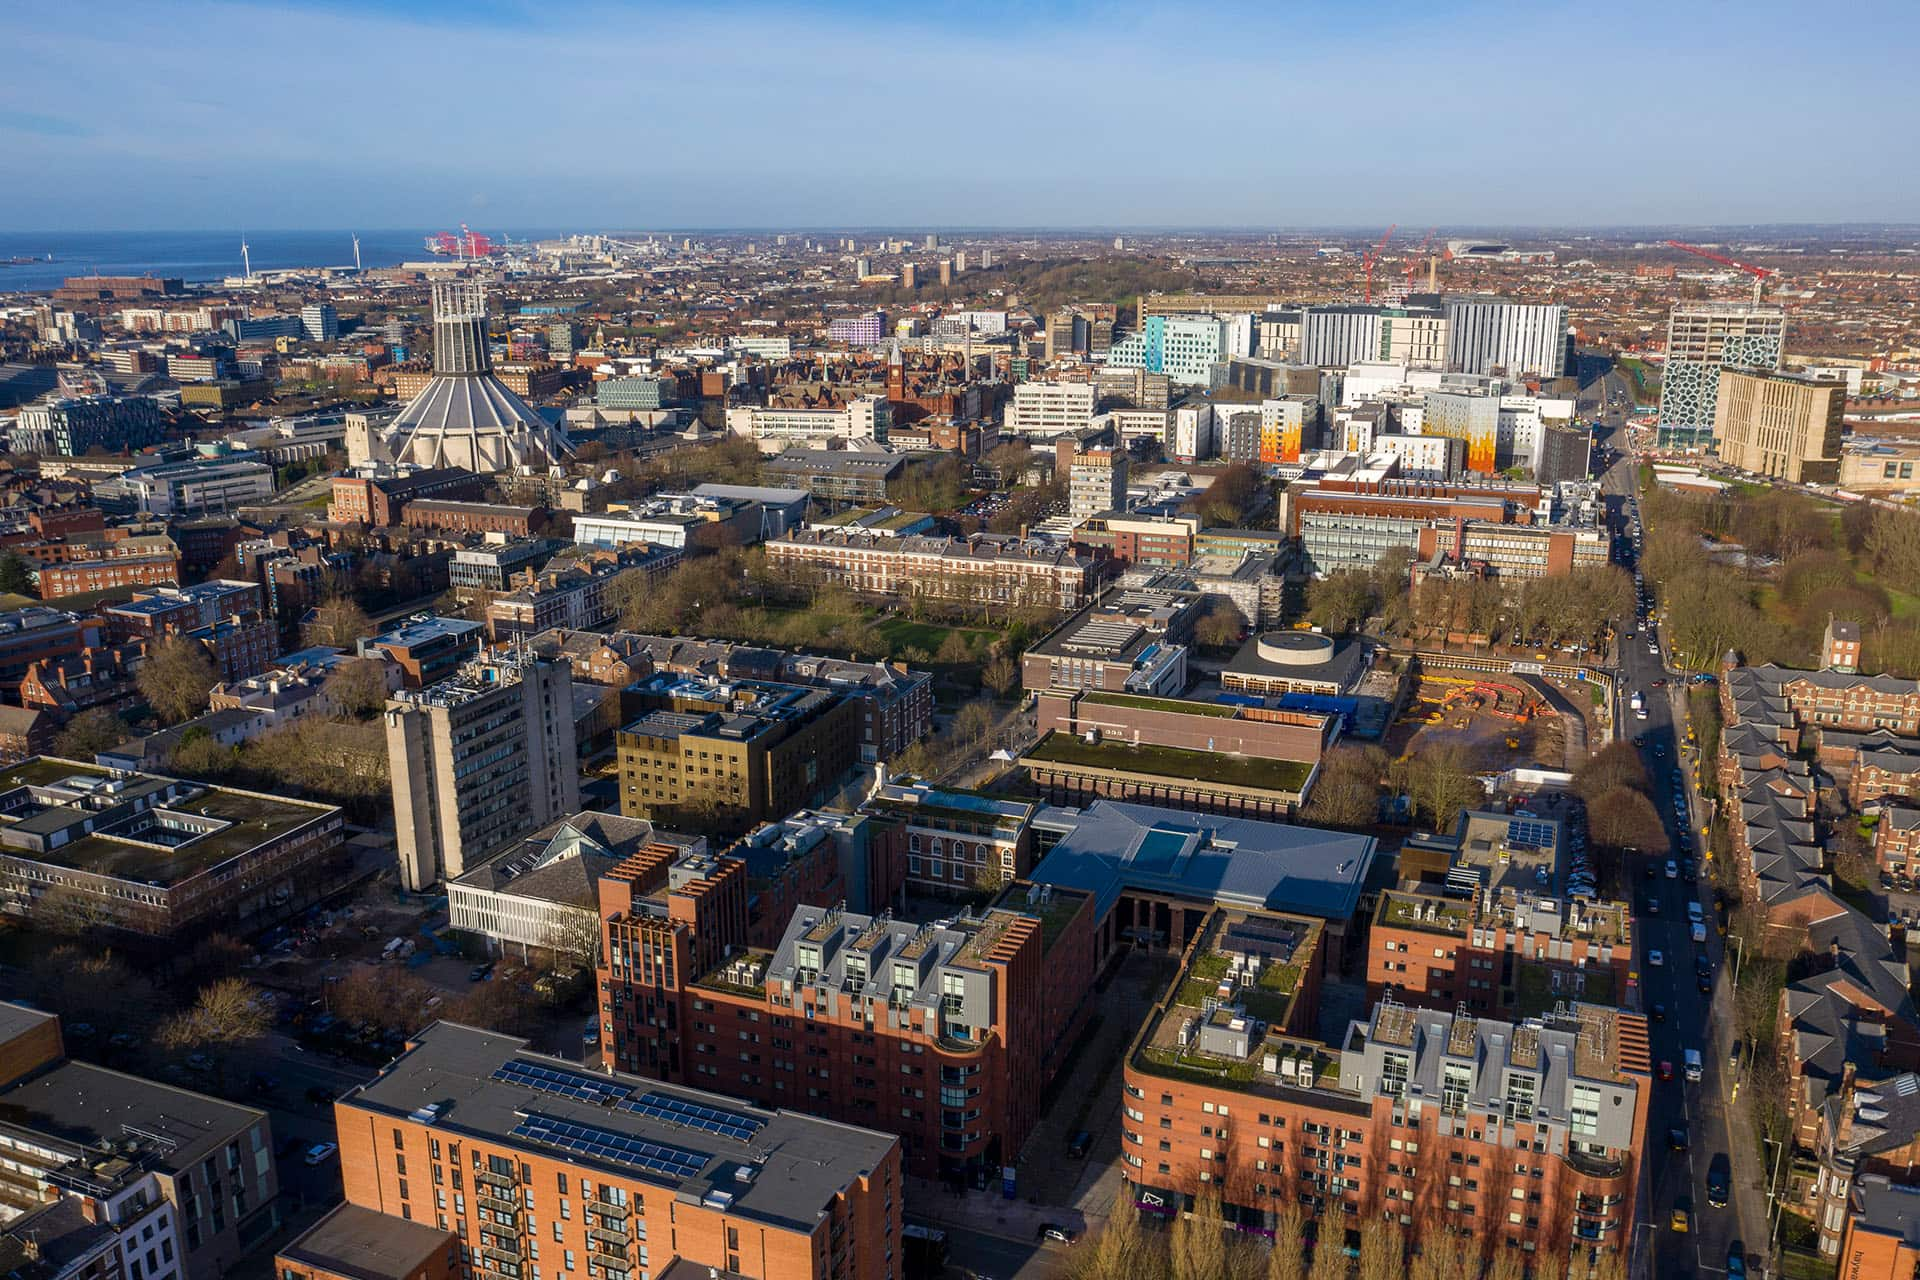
[1664,239,1776,306]
[1361,224,1397,303]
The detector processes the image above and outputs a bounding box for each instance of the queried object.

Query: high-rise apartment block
[385,652,580,891]
[1658,302,1787,449]
[828,312,885,345]
[1106,316,1230,386]
[1443,297,1568,379]
[1068,445,1129,521]
[1007,380,1096,438]
[300,302,339,341]
[301,1022,903,1280]
[1712,367,1846,483]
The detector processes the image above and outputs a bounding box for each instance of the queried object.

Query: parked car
[304,1142,339,1167]
[1067,1131,1092,1159]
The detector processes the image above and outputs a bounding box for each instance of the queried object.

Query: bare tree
[545,906,604,972]
[138,636,218,725]
[323,657,390,718]
[1171,1186,1230,1280]
[1265,1206,1307,1280]
[1356,1221,1402,1280]
[304,593,374,649]
[53,708,129,759]
[982,655,1021,700]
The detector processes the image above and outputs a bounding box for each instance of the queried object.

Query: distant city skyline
[5,0,1917,231]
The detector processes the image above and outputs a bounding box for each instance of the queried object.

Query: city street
[1591,388,1767,1277]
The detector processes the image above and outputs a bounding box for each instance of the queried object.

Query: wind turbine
[240,234,252,280]
[353,234,362,273]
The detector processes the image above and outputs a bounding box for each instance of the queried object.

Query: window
[1441,1062,1473,1115]
[1380,1052,1410,1100]
[1570,1085,1601,1138]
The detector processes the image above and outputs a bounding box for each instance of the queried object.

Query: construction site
[1383,672,1568,773]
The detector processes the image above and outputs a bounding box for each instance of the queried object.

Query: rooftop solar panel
[493,1059,632,1106]
[512,1112,709,1181]
[621,1090,764,1142]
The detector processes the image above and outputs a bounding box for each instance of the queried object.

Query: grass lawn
[1891,587,1920,620]
[875,616,995,656]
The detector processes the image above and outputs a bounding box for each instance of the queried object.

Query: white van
[1687,901,1704,924]
[1692,922,1708,945]
[1684,1049,1704,1082]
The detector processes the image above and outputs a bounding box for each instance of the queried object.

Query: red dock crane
[1664,239,1776,305]
[1361,224,1397,303]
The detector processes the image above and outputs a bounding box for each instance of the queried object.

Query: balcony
[590,1241,632,1265]
[476,1169,519,1190]
[587,1200,631,1222]
[587,1226,630,1249]
[481,1245,526,1268]
[478,1192,521,1216]
[1566,1149,1627,1180]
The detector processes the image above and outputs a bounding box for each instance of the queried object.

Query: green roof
[1080,691,1238,718]
[1023,734,1314,794]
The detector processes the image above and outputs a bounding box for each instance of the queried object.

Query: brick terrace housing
[767,529,1103,612]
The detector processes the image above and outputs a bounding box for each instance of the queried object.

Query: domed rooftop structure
[384,281,573,473]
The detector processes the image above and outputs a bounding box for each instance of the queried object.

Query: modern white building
[447,811,703,957]
[1105,315,1231,386]
[95,453,276,516]
[728,334,793,359]
[1443,298,1569,379]
[1007,380,1097,438]
[1373,432,1465,480]
[1171,402,1215,463]
[724,396,889,452]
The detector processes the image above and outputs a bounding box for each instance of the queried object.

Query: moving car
[1671,1206,1690,1233]
[1658,1060,1675,1081]
[1685,1049,1704,1082]
[1648,950,1664,967]
[1037,1224,1077,1245]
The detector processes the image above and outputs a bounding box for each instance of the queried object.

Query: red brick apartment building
[401,500,549,538]
[596,887,1098,1180]
[35,546,182,598]
[299,1021,901,1280]
[1123,912,1651,1266]
[329,468,486,525]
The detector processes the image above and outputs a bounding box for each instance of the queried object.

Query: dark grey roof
[0,1058,266,1178]
[1853,1176,1920,1244]
[1223,631,1368,692]
[0,1198,115,1280]
[277,1203,453,1280]
[1027,799,1377,922]
[1822,1074,1920,1165]
[0,1000,56,1052]
[346,1023,896,1232]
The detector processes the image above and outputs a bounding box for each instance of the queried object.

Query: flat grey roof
[346,1023,895,1232]
[1027,799,1377,923]
[0,1058,266,1177]
[278,1203,452,1280]
[0,1000,56,1053]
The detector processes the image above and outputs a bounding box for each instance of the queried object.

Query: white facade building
[1007,380,1097,438]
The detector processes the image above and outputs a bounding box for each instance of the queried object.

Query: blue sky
[5,0,1915,230]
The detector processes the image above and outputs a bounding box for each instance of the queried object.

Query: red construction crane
[1362,224,1397,303]
[1665,239,1776,305]
[1403,227,1437,291]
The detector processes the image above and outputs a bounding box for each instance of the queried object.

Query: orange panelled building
[300,1022,902,1280]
